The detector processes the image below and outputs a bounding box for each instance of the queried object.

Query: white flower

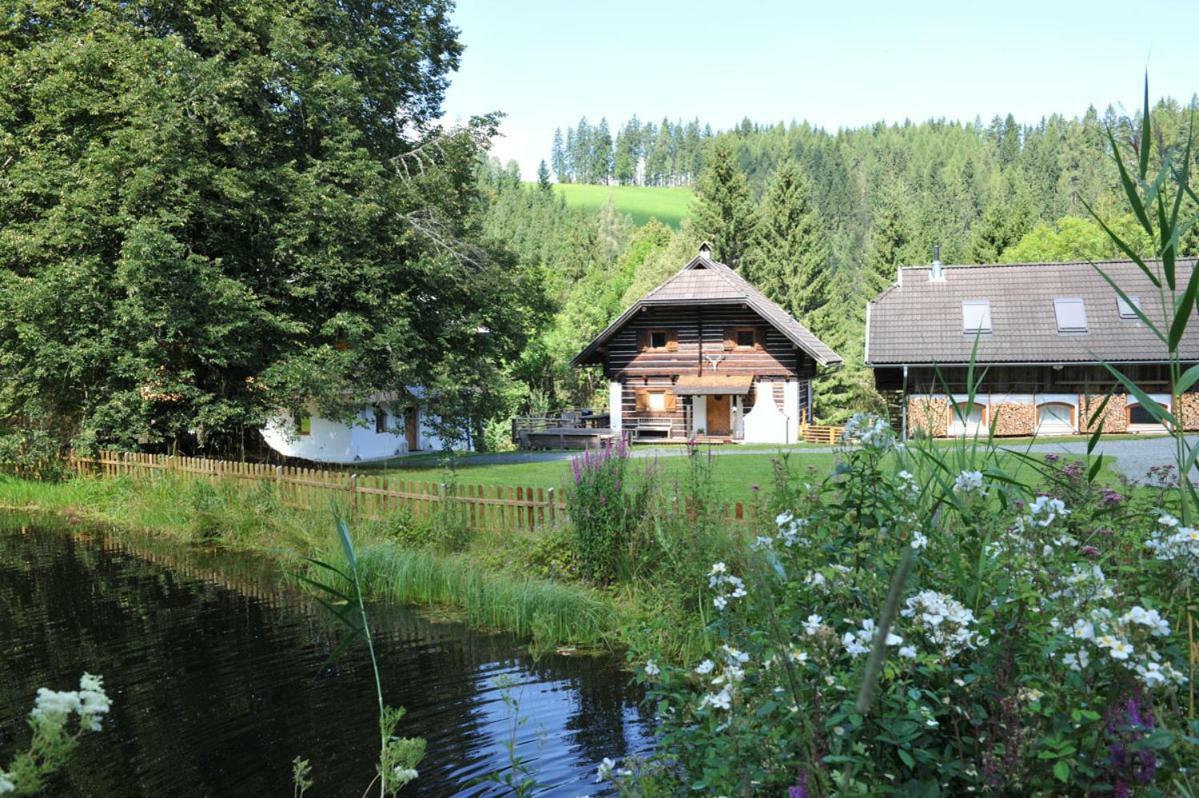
[713,595,728,610]
[953,470,984,494]
[898,645,917,659]
[789,649,809,664]
[77,673,110,731]
[699,686,732,711]
[30,688,81,723]
[803,614,824,635]
[901,590,982,658]
[708,562,727,577]
[1027,494,1069,527]
[910,530,928,550]
[752,535,775,550]
[805,571,827,589]
[0,772,13,795]
[842,631,869,657]
[644,660,660,677]
[722,644,749,664]
[1108,639,1134,660]
[695,659,715,675]
[1061,649,1090,671]
[392,767,419,784]
[595,757,616,782]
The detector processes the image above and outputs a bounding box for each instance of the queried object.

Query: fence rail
[66,451,753,532]
[799,423,845,445]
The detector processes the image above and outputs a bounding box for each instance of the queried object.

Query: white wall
[742,381,789,443]
[261,405,471,464]
[691,395,708,434]
[783,379,801,443]
[608,381,623,431]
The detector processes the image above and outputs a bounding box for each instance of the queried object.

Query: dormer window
[1054,298,1088,333]
[962,300,991,334]
[1117,295,1141,319]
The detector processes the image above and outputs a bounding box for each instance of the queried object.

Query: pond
[0,516,652,796]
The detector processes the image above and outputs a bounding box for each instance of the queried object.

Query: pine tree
[969,169,1035,262]
[536,160,552,191]
[741,159,828,316]
[550,128,567,183]
[691,140,755,268]
[865,176,912,290]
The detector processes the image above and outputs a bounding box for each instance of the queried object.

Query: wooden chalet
[571,244,842,443]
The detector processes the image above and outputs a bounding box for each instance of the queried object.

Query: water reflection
[0,516,653,796]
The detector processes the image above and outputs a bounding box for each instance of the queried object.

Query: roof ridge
[898,257,1199,271]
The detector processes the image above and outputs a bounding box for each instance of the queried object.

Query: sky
[439,0,1199,180]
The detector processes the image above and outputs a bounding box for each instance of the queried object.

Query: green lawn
[550,183,694,228]
[366,445,1122,506]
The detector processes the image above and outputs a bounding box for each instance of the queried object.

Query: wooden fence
[68,451,753,532]
[799,422,846,445]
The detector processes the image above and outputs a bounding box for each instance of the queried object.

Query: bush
[0,429,68,482]
[565,438,651,583]
[611,416,1197,795]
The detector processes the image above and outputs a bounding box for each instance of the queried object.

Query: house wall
[604,305,812,379]
[893,364,1199,436]
[261,405,469,463]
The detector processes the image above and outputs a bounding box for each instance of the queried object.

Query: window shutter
[638,330,649,352]
[666,390,678,412]
[635,389,648,412]
[753,328,765,350]
[723,327,735,351]
[666,330,679,352]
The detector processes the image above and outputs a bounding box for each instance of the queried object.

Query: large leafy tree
[0,0,542,455]
[690,140,755,268]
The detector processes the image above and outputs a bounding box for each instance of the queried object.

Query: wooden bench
[631,420,674,440]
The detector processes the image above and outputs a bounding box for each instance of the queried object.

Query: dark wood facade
[600,305,817,438]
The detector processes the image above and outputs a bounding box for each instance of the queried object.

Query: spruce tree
[536,160,552,191]
[742,159,827,316]
[691,140,755,269]
[550,128,567,182]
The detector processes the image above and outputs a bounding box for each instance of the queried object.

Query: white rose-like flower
[595,757,616,782]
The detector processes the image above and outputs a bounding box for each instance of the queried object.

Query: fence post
[547,487,555,526]
[439,482,447,523]
[350,473,359,521]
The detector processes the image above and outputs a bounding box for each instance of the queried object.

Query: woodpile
[907,397,948,436]
[1176,392,1199,431]
[1079,394,1127,434]
[990,402,1036,436]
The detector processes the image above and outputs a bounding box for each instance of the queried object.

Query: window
[374,404,387,434]
[1053,298,1088,333]
[647,392,668,412]
[961,300,992,334]
[1037,403,1074,434]
[296,414,312,436]
[949,402,985,436]
[1117,295,1141,319]
[736,329,756,348]
[643,329,676,352]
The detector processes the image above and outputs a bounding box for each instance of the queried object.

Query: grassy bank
[0,474,621,650]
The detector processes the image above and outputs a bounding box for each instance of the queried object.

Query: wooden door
[708,395,731,435]
[405,408,419,451]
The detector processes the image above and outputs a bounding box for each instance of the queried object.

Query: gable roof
[865,258,1199,366]
[572,251,843,368]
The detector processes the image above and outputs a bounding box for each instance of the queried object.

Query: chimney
[698,241,712,259]
[930,243,944,281]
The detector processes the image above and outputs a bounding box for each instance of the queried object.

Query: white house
[259,392,472,464]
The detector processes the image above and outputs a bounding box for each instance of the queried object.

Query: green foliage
[565,440,652,584]
[0,428,67,482]
[1001,214,1156,263]
[743,159,829,317]
[690,141,756,269]
[0,0,542,455]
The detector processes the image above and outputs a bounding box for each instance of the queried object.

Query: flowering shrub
[566,438,652,583]
[602,414,1198,796]
[1,674,111,795]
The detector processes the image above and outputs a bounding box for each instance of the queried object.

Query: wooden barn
[571,244,842,444]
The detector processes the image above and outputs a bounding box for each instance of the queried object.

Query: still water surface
[0,517,652,796]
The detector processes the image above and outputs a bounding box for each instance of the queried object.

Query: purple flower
[788,770,810,798]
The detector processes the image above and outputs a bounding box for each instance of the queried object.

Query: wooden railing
[799,422,845,445]
[66,451,754,531]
